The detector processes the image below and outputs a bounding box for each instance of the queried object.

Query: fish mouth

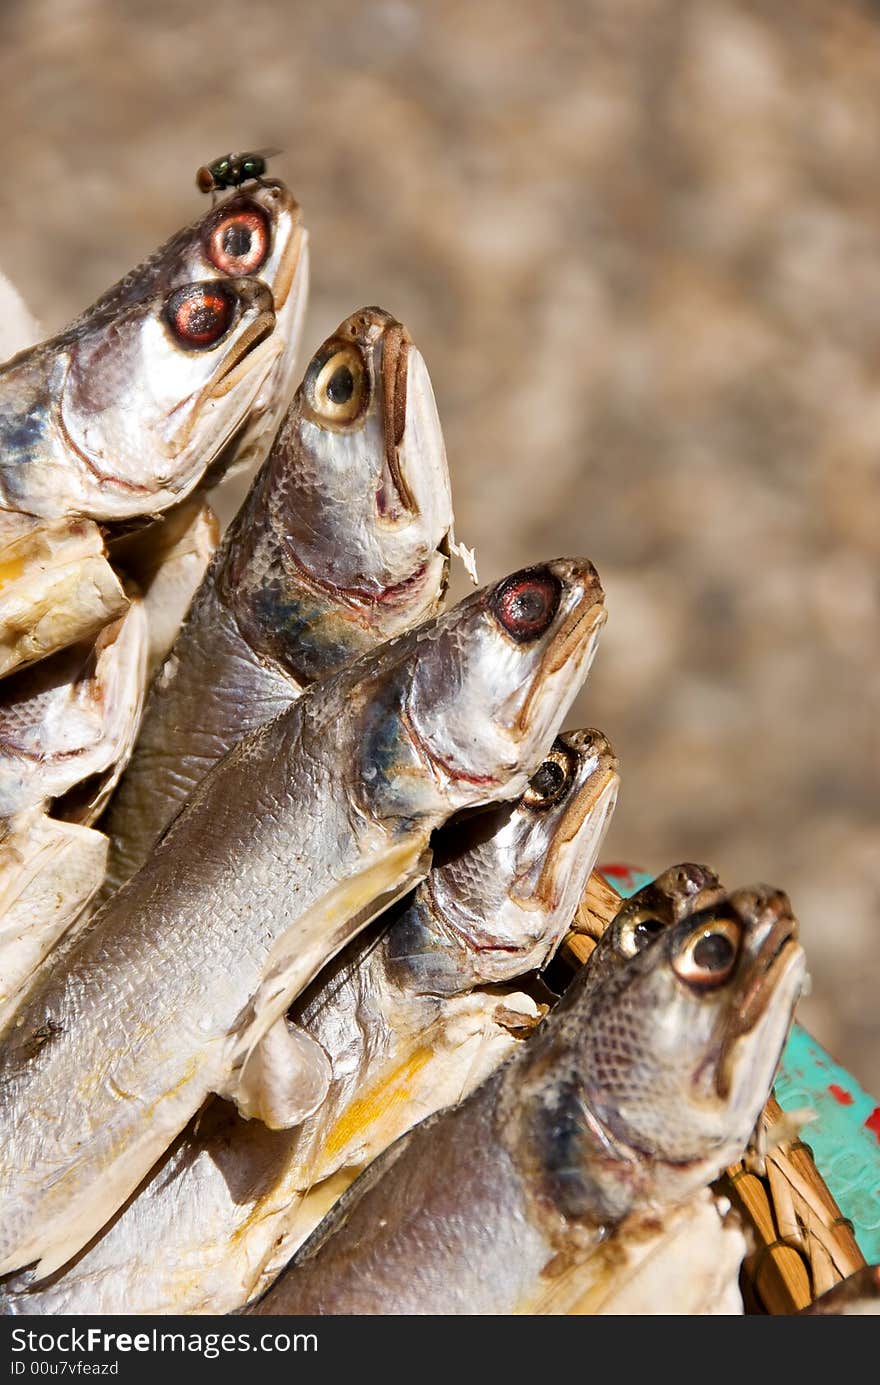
[735,912,801,1036]
[514,583,607,738]
[715,915,804,1099]
[280,541,440,618]
[267,219,306,315]
[209,309,278,398]
[250,182,305,314]
[380,324,416,516]
[532,766,619,910]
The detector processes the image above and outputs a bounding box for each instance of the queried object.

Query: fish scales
[0,558,604,1279]
[248,880,805,1315]
[100,307,453,899]
[0,731,617,1313]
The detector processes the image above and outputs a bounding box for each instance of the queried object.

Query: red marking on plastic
[828,1083,854,1106]
[865,1108,880,1144]
[601,864,639,886]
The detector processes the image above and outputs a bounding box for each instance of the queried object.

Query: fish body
[101,306,454,897]
[0,558,605,1281]
[0,729,618,1314]
[248,880,805,1315]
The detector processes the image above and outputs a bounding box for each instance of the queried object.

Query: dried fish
[0,558,605,1281]
[101,306,454,896]
[248,883,805,1314]
[0,728,618,1314]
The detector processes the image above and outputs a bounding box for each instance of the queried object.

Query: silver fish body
[248,880,805,1315]
[100,306,453,897]
[0,728,618,1314]
[0,558,605,1281]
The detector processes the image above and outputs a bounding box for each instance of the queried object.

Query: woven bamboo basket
[562,869,874,1315]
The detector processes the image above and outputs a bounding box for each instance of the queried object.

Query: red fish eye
[207,206,270,275]
[491,570,562,642]
[165,283,235,348]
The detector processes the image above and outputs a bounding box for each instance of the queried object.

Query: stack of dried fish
[0,164,865,1316]
[0,181,308,1020]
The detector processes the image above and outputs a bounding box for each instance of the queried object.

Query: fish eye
[617,911,668,958]
[305,344,368,424]
[673,918,741,988]
[491,570,562,643]
[206,205,270,275]
[523,746,573,808]
[164,283,236,349]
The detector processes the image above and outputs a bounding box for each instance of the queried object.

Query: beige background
[0,0,877,1091]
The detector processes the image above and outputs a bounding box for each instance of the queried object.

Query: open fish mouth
[735,913,801,1037]
[380,323,415,515]
[531,766,618,910]
[515,593,606,737]
[715,918,804,1101]
[208,310,279,399]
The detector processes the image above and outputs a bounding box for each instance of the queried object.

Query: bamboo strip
[571,871,622,940]
[722,1167,813,1314]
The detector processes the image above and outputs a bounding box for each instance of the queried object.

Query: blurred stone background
[0,0,877,1091]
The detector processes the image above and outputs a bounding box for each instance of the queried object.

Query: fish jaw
[233,230,311,478]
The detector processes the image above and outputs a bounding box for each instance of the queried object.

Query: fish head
[269,305,452,632]
[197,182,310,440]
[404,559,606,809]
[415,729,620,986]
[59,277,277,511]
[580,883,806,1193]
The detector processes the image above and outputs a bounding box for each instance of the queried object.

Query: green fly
[196,148,281,194]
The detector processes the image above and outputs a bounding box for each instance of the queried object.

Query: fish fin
[223,1017,331,1130]
[230,838,434,1076]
